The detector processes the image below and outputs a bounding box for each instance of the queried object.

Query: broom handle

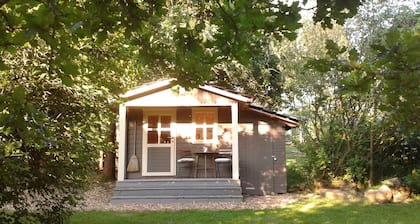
[133,120,136,156]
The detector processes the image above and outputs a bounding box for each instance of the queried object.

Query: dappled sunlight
[300,201,316,212]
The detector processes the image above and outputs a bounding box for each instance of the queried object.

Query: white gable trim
[199,85,253,103]
[122,79,175,98]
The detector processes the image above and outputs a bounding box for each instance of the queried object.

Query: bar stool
[215,148,232,177]
[176,150,195,178]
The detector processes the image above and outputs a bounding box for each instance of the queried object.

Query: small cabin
[112,79,298,204]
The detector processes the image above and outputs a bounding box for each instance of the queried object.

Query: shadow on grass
[70,199,420,224]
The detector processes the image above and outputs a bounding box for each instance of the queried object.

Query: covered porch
[116,80,248,183]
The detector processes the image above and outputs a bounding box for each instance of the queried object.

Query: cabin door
[142,111,176,176]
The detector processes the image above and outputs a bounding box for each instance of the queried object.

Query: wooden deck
[111,178,243,204]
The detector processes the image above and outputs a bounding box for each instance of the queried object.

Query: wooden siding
[123,106,288,195]
[126,108,143,179]
[126,107,233,179]
[238,109,287,195]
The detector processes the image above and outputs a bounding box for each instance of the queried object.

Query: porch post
[117,103,127,181]
[231,102,239,180]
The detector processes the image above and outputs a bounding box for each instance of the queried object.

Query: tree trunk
[103,121,116,180]
[369,126,374,187]
[103,152,116,180]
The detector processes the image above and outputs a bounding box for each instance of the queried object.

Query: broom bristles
[127,154,139,172]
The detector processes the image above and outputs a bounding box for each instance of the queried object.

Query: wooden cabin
[112,79,298,204]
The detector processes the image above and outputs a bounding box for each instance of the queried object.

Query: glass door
[142,111,175,176]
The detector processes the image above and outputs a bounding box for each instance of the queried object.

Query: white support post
[231,102,239,180]
[117,104,127,181]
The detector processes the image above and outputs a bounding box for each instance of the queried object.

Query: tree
[1,1,364,222]
[305,1,419,186]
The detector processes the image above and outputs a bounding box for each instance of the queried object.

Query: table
[193,152,218,178]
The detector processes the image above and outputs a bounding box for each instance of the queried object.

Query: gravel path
[77,182,312,211]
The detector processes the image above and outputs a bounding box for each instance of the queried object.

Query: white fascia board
[199,85,253,103]
[121,79,175,98]
[249,107,299,127]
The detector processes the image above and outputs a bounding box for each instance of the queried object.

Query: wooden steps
[111,179,243,204]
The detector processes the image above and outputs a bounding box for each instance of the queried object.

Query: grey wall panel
[127,109,143,179]
[238,109,287,195]
[147,147,171,172]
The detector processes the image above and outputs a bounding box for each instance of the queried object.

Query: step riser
[115,180,240,188]
[111,179,242,204]
[111,197,243,204]
[113,189,242,197]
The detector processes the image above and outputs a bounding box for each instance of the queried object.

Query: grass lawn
[70,198,420,224]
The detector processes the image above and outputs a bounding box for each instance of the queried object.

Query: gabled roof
[122,79,299,128]
[122,79,253,103]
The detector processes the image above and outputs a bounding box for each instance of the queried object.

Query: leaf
[385,29,400,48]
[60,74,74,87]
[0,59,8,70]
[12,31,30,45]
[61,62,80,76]
[325,39,341,58]
[12,86,26,104]
[348,49,359,62]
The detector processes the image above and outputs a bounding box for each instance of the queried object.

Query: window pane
[161,116,171,128]
[148,116,158,128]
[206,113,214,124]
[196,128,203,140]
[196,113,204,124]
[147,131,158,143]
[160,131,171,144]
[206,128,213,140]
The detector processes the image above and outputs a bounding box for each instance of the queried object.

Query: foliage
[302,1,419,186]
[70,199,420,224]
[286,146,306,191]
[403,169,420,194]
[0,1,127,222]
[0,43,117,223]
[1,0,365,222]
[344,0,419,59]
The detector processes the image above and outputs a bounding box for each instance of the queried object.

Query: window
[194,109,217,143]
[146,115,172,144]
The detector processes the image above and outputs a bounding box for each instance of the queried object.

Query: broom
[127,121,139,172]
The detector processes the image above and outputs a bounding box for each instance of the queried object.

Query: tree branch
[0,0,11,7]
[214,0,239,38]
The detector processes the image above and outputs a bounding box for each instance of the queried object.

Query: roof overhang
[249,105,299,129]
[198,85,253,103]
[121,79,175,99]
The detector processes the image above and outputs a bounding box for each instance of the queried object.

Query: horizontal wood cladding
[176,108,192,123]
[123,106,287,195]
[238,109,287,195]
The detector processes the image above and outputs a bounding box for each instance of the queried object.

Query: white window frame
[142,109,176,176]
[192,108,218,144]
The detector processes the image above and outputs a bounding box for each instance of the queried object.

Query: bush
[403,169,420,194]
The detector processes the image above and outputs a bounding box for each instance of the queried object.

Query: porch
[111,178,242,204]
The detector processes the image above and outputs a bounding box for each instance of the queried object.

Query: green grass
[70,199,420,224]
